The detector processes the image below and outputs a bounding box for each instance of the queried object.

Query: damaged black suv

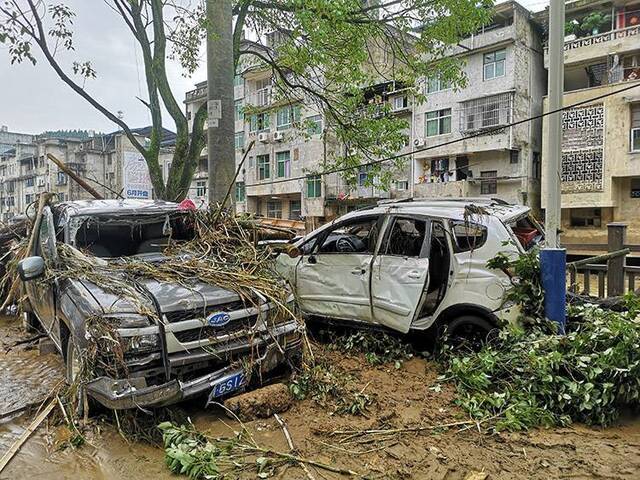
[17,199,301,409]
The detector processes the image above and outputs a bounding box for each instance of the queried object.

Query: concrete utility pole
[540,0,567,332]
[206,0,235,206]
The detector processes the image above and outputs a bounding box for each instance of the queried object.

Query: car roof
[349,198,530,223]
[54,199,180,217]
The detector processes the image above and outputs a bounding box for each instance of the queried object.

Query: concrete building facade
[540,0,640,253]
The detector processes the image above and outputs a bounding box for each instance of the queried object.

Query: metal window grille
[459,93,513,133]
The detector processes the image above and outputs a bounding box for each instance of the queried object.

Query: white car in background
[277,198,543,343]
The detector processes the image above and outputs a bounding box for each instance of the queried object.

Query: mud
[224,382,293,420]
[1,316,639,479]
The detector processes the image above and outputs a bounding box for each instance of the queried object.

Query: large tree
[0,0,492,201]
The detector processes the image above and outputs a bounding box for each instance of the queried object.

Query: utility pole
[206,0,235,206]
[541,0,566,332]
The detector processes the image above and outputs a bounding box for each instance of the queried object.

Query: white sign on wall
[123,150,153,199]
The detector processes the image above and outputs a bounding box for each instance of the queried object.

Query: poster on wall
[123,150,152,199]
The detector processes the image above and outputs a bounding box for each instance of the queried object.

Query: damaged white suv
[277,198,543,342]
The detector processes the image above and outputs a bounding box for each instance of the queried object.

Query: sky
[0,0,549,135]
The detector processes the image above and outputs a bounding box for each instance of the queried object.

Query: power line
[243,81,640,189]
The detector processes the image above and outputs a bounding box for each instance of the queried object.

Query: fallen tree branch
[274,413,316,480]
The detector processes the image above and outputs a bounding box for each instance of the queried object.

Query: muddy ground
[1,315,639,480]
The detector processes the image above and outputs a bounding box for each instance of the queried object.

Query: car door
[26,206,58,342]
[370,216,430,333]
[295,215,381,323]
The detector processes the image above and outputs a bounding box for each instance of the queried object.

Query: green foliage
[329,329,414,367]
[289,361,372,415]
[487,247,546,327]
[448,297,640,431]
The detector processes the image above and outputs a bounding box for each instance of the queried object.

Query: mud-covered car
[17,200,301,409]
[277,198,544,343]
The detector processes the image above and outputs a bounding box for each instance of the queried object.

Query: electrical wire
[243,81,640,188]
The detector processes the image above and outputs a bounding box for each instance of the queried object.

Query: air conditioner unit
[273,131,285,141]
[413,138,426,147]
[258,132,270,143]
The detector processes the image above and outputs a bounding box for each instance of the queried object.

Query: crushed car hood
[74,277,240,317]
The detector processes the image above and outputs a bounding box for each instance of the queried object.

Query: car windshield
[72,211,195,258]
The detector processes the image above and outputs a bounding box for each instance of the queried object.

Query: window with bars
[257,154,270,180]
[196,181,207,197]
[483,49,506,80]
[266,200,282,218]
[289,200,301,220]
[480,170,497,195]
[631,103,640,152]
[460,93,512,132]
[425,109,451,137]
[276,151,291,178]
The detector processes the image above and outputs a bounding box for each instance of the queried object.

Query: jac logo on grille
[207,312,231,327]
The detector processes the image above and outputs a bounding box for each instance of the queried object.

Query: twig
[213,139,255,223]
[274,413,316,480]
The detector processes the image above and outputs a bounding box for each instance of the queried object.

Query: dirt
[224,382,293,420]
[1,316,639,479]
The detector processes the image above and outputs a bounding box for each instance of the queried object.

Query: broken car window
[319,217,379,254]
[382,218,427,257]
[450,221,487,252]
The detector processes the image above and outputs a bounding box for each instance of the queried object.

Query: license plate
[208,372,245,401]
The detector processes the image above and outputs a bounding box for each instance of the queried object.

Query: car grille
[164,301,247,323]
[172,315,258,343]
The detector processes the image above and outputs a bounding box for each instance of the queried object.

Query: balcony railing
[562,25,640,53]
[185,85,207,102]
[247,87,272,107]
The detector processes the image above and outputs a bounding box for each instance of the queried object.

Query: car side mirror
[307,255,317,264]
[18,256,45,282]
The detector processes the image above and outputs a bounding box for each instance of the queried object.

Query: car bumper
[85,321,302,410]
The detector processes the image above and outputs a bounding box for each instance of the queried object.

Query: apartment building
[412,1,546,213]
[0,127,176,221]
[0,125,33,155]
[540,0,640,253]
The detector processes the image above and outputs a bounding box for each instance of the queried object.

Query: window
[234,132,244,150]
[631,178,640,198]
[306,175,321,198]
[276,151,291,178]
[233,74,244,87]
[57,172,67,185]
[249,112,270,132]
[631,103,640,152]
[570,208,602,227]
[392,95,408,111]
[235,182,246,202]
[430,157,451,182]
[358,165,372,186]
[395,180,409,191]
[234,100,243,121]
[266,200,282,218]
[25,193,34,204]
[382,218,427,257]
[483,49,506,80]
[426,76,451,94]
[510,150,519,164]
[25,177,34,187]
[196,180,207,197]
[319,216,380,254]
[257,154,270,180]
[57,192,65,202]
[306,115,323,135]
[425,109,451,137]
[289,200,301,220]
[460,93,512,132]
[276,105,301,130]
[450,221,487,252]
[480,170,497,194]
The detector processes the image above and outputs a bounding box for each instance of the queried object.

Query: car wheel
[65,337,84,385]
[22,311,41,334]
[444,315,497,351]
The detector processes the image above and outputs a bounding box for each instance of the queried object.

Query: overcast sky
[0,0,549,135]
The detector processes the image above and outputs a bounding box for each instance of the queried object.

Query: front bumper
[86,320,301,410]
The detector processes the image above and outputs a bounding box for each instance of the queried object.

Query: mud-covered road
[1,315,639,479]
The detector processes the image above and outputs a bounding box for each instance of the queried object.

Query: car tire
[22,311,41,334]
[65,336,84,385]
[443,315,498,351]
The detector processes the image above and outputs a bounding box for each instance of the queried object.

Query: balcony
[325,182,391,201]
[185,84,207,103]
[247,87,272,108]
[414,180,470,198]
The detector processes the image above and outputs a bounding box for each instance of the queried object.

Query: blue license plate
[209,372,245,400]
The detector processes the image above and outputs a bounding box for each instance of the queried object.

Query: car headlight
[104,314,152,328]
[121,334,160,354]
